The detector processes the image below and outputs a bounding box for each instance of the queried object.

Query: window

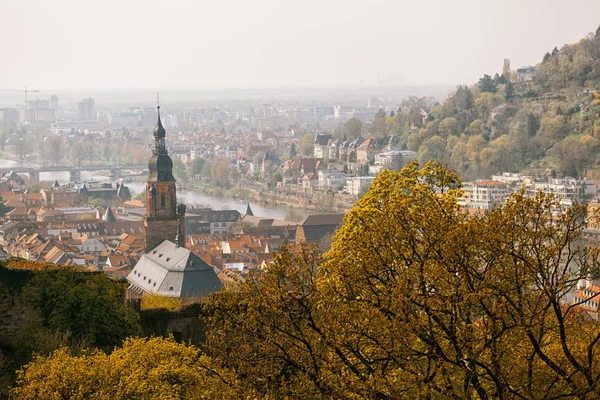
[169,285,174,291]
[161,193,166,207]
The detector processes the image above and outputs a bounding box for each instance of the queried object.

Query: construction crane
[0,86,40,103]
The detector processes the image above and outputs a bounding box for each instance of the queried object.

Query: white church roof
[127,240,222,298]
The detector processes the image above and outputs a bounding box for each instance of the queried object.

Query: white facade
[318,170,346,190]
[461,181,509,210]
[532,177,596,203]
[314,145,328,159]
[375,150,417,166]
[346,177,375,196]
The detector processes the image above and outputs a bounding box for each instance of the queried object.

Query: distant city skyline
[1,0,599,91]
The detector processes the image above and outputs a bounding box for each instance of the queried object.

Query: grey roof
[300,213,345,226]
[103,207,117,222]
[245,203,254,216]
[127,240,222,298]
[314,133,332,146]
[186,209,240,222]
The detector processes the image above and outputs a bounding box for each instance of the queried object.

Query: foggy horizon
[2,0,599,92]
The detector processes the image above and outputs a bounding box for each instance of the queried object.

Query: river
[0,159,293,220]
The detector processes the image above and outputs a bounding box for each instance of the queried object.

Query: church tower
[143,106,186,253]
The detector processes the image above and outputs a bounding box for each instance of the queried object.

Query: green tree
[504,80,514,102]
[374,108,386,119]
[478,74,497,93]
[526,113,539,136]
[437,117,459,137]
[21,269,141,350]
[299,134,315,156]
[464,87,474,109]
[87,197,107,208]
[543,52,551,63]
[343,118,363,139]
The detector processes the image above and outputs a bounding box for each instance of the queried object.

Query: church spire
[153,101,167,154]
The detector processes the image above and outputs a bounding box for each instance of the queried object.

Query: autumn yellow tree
[204,161,600,399]
[11,337,243,400]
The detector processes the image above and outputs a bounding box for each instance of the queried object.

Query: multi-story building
[0,108,19,126]
[374,150,417,166]
[50,95,59,110]
[78,98,96,121]
[529,177,596,205]
[460,180,509,211]
[313,134,332,159]
[334,105,355,121]
[318,170,346,190]
[186,209,241,235]
[573,279,600,320]
[346,176,374,196]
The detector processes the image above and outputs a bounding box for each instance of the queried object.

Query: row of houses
[460,173,597,211]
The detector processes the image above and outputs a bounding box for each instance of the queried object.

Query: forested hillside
[378,25,600,179]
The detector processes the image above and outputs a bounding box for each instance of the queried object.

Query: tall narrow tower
[143,106,185,252]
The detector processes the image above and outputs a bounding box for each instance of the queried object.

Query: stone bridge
[0,164,148,181]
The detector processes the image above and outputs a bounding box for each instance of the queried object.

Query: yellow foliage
[140,293,183,311]
[203,161,600,399]
[11,337,244,400]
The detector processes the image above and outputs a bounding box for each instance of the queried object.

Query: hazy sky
[1,0,599,91]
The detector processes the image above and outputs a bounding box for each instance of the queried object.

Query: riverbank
[187,180,353,214]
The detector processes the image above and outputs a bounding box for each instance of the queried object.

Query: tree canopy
[11,337,242,400]
[200,162,600,399]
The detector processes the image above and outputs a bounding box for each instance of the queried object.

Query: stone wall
[0,268,31,346]
[139,303,206,345]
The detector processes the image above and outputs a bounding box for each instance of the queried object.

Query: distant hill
[385,25,600,180]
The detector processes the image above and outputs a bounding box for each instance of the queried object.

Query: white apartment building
[374,150,417,166]
[461,180,509,210]
[318,170,346,190]
[530,177,596,205]
[346,176,375,196]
